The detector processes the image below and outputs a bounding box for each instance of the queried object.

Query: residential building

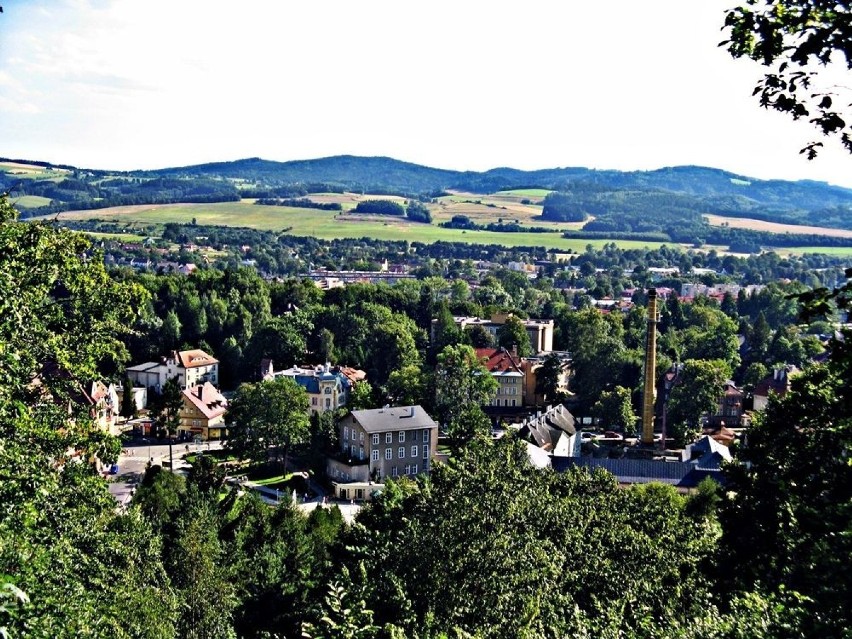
[178,382,228,441]
[522,352,571,406]
[327,405,439,500]
[262,361,365,415]
[126,349,219,395]
[473,347,571,410]
[85,381,120,435]
[117,383,147,413]
[475,347,526,409]
[433,313,554,353]
[708,381,748,428]
[753,365,798,411]
[514,403,580,458]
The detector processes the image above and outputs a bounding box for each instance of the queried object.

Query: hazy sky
[1,0,851,187]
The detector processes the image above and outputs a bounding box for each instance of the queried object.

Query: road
[107,438,362,521]
[107,437,223,506]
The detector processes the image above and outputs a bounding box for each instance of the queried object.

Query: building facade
[178,382,228,441]
[433,313,555,354]
[327,406,439,490]
[263,362,365,415]
[126,349,219,395]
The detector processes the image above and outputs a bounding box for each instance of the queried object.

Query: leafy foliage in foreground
[0,196,177,637]
[343,436,718,638]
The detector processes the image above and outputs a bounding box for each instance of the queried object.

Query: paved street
[107,438,362,521]
[107,437,223,506]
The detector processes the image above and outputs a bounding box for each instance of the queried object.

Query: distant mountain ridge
[3,154,852,231]
[147,155,852,210]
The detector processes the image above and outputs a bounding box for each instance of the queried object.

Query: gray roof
[350,405,437,433]
[552,457,725,488]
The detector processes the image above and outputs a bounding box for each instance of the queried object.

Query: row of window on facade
[348,444,429,461]
[491,398,518,407]
[332,464,423,480]
[343,428,430,444]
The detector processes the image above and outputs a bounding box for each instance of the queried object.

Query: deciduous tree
[226,376,310,467]
[722,0,852,158]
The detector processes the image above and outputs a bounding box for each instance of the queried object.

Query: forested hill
[148,157,852,210]
[4,154,852,228]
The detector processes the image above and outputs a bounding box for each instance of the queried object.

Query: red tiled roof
[474,347,523,374]
[182,382,227,419]
[177,349,219,369]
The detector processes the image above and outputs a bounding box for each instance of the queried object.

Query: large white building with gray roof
[327,406,438,498]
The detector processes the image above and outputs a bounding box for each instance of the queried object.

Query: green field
[46,199,852,256]
[80,231,147,242]
[1,162,70,182]
[10,195,52,208]
[495,188,552,197]
[50,201,669,252]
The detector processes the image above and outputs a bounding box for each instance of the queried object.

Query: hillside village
[4,183,851,637]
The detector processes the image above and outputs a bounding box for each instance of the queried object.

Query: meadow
[47,197,852,256]
[52,200,666,252]
[0,161,70,182]
[704,213,852,238]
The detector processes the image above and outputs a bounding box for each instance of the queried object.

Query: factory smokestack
[641,289,658,445]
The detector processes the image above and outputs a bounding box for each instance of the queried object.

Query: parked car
[603,431,623,440]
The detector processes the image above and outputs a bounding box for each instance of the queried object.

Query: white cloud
[0,0,850,187]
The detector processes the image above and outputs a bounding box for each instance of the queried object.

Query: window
[392,466,398,478]
[385,432,392,444]
[398,431,405,442]
[412,464,418,474]
[411,445,418,458]
[405,464,411,475]
[371,449,379,461]
[423,430,429,442]
[350,444,356,457]
[372,434,379,445]
[398,447,405,459]
[359,447,364,460]
[359,431,364,442]
[344,427,349,440]
[325,398,331,409]
[312,397,318,406]
[512,399,516,406]
[385,448,392,460]
[423,446,428,459]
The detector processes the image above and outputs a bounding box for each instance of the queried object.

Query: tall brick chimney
[641,289,658,445]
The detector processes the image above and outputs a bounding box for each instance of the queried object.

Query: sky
[1,0,851,187]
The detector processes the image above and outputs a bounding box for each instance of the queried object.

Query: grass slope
[52,200,664,251]
[48,198,852,256]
